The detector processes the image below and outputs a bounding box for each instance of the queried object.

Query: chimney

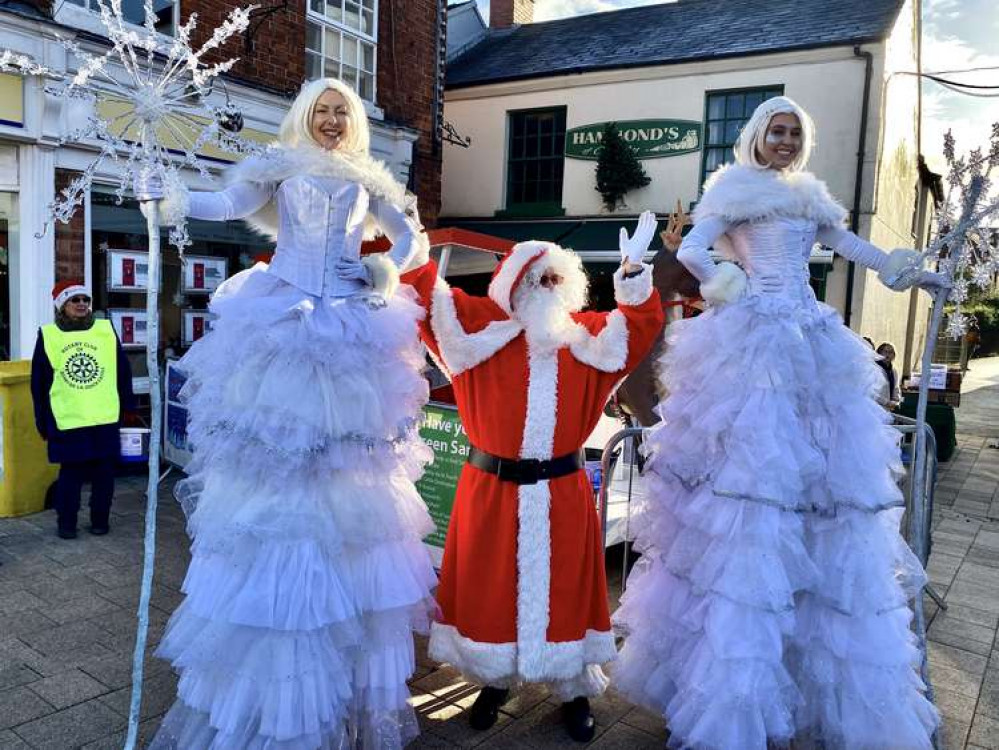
[490,0,534,29]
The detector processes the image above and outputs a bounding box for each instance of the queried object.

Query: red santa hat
[52,280,91,310]
[488,241,561,315]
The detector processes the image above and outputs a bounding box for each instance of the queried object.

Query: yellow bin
[0,360,58,517]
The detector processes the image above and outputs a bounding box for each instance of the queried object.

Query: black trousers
[56,458,116,531]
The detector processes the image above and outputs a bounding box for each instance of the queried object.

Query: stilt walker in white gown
[143,78,438,749]
[613,96,947,750]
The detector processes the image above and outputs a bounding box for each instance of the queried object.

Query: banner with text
[416,402,469,567]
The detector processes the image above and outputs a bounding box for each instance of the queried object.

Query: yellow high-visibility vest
[41,319,120,430]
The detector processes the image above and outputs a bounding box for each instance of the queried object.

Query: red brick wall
[376,0,443,226]
[54,170,86,282]
[184,0,306,96]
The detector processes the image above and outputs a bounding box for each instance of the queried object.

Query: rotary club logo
[63,350,104,388]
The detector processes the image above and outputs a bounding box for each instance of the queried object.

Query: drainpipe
[846,45,874,329]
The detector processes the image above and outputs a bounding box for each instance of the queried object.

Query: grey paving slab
[0,686,53,730]
[9,698,125,750]
[27,668,110,711]
[967,714,999,749]
[0,730,32,750]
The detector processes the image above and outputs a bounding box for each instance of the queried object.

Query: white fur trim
[158,174,190,227]
[551,665,611,701]
[429,282,523,377]
[361,254,400,298]
[613,264,654,306]
[489,242,557,315]
[428,623,618,686]
[693,163,847,228]
[700,262,748,306]
[225,144,407,240]
[565,312,629,373]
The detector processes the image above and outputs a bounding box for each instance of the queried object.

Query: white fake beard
[512,260,588,350]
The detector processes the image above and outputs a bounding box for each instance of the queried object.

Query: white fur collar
[693,164,847,228]
[226,144,408,239]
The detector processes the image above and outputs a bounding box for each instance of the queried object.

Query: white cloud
[534,0,672,21]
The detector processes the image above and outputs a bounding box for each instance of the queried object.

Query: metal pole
[124,193,163,750]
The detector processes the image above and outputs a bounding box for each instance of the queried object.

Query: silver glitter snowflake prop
[924,125,999,339]
[1,0,259,250]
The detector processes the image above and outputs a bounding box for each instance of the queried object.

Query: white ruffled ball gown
[612,165,940,750]
[150,154,437,749]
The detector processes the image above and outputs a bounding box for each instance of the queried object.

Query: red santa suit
[402,242,663,696]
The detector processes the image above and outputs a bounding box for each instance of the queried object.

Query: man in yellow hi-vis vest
[31,282,133,539]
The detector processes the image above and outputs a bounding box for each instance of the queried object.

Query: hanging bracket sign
[565,119,702,161]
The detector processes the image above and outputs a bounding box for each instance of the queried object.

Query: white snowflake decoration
[924,124,999,338]
[1,0,260,250]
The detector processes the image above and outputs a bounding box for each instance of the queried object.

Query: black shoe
[57,527,77,540]
[469,687,509,731]
[562,697,596,743]
[88,525,109,536]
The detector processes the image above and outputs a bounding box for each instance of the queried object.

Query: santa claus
[401,213,664,741]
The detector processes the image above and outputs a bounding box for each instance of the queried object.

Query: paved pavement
[1,357,997,749]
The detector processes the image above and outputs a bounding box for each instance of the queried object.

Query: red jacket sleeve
[401,259,444,360]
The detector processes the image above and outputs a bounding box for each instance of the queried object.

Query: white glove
[619,211,658,265]
[336,257,371,283]
[135,169,164,202]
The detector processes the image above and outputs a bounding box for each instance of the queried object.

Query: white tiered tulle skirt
[612,292,939,750]
[150,265,437,750]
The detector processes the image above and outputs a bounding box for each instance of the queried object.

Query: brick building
[0,0,446,364]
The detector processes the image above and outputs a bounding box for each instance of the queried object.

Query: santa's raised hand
[619,211,658,268]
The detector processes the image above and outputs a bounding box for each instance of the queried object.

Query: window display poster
[181,255,227,294]
[107,250,149,291]
[415,402,468,567]
[108,309,148,348]
[182,309,216,346]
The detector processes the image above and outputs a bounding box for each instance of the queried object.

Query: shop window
[0,193,16,361]
[306,0,377,102]
[504,107,567,217]
[61,0,178,36]
[701,85,784,185]
[809,262,830,302]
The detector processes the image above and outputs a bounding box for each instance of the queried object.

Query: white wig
[278,78,370,154]
[734,95,815,172]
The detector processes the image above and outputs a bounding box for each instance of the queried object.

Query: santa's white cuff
[700,261,747,306]
[613,263,654,306]
[362,254,400,298]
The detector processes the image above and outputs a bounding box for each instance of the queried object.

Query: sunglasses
[538,272,563,289]
[68,296,91,304]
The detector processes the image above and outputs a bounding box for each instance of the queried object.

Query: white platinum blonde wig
[734,95,815,172]
[278,78,370,154]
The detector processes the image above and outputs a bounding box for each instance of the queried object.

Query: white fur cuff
[159,178,190,227]
[613,264,654,306]
[877,248,923,291]
[700,261,748,306]
[362,254,400,298]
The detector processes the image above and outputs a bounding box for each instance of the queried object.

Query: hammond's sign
[564,119,702,161]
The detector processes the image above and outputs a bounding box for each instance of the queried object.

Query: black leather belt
[467,446,585,486]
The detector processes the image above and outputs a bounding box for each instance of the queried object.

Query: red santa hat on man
[488,241,588,316]
[52,280,91,310]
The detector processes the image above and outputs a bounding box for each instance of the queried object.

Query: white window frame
[54,0,179,41]
[305,0,378,105]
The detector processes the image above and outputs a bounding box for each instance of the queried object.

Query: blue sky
[464,0,999,168]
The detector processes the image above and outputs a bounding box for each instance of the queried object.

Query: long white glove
[619,211,658,265]
[336,257,371,283]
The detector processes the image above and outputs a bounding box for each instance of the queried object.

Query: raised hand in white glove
[619,210,658,266]
[335,257,371,283]
[135,169,164,203]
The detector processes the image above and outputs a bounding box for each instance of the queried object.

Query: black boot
[562,696,596,743]
[469,686,509,731]
[89,511,110,535]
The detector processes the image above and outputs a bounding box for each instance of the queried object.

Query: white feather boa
[693,164,848,228]
[224,144,408,241]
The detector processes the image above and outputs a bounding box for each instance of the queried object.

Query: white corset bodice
[726,218,817,304]
[267,176,368,299]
